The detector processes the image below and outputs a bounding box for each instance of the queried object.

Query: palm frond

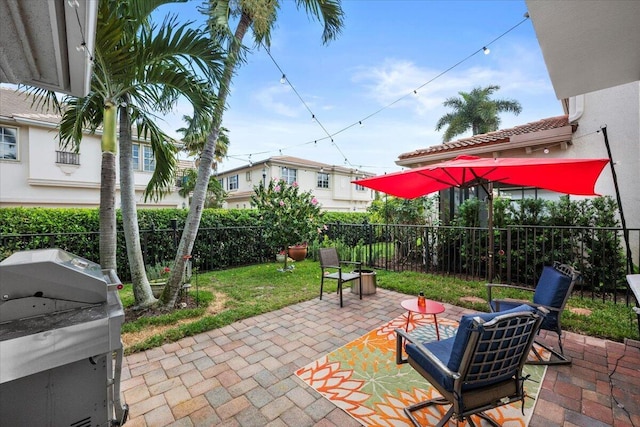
[295,0,344,44]
[129,108,178,201]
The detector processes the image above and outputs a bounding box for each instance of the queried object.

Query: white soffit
[0,0,97,97]
[526,0,640,99]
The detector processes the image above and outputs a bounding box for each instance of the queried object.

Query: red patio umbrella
[353,155,609,279]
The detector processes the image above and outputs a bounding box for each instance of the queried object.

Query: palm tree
[435,85,522,142]
[177,119,230,208]
[54,0,223,307]
[158,0,345,307]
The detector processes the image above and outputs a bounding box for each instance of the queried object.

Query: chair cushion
[406,304,535,392]
[533,266,572,308]
[405,337,456,391]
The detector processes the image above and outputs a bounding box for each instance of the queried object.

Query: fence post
[506,227,512,284]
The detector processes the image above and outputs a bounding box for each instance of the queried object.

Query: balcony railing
[56,150,80,165]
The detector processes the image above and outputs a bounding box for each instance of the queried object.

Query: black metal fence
[2,223,638,306]
[323,222,639,305]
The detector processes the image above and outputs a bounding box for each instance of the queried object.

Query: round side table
[401,298,445,340]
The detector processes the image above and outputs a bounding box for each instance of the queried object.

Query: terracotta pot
[287,245,308,261]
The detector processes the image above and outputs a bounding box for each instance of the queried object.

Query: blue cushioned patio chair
[395,305,546,427]
[318,248,362,307]
[487,262,580,365]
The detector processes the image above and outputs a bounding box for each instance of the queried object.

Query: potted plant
[146,263,171,297]
[252,178,323,271]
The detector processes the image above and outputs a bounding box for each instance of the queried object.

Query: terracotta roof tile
[398,115,571,159]
[0,87,61,124]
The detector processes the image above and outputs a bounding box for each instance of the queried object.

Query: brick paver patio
[121,288,640,426]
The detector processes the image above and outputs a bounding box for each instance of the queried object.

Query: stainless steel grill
[0,249,128,426]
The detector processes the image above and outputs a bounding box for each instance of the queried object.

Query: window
[246,171,251,181]
[56,151,80,165]
[132,144,139,169]
[142,145,155,172]
[218,178,224,189]
[317,172,329,188]
[131,143,155,171]
[0,126,18,160]
[228,174,239,190]
[355,183,367,191]
[281,167,297,185]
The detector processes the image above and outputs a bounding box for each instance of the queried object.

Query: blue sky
[156,1,563,176]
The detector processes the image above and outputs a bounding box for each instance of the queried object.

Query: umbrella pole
[487,182,494,282]
[601,126,633,274]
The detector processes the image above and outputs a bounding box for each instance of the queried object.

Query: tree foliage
[435,85,522,142]
[251,179,323,254]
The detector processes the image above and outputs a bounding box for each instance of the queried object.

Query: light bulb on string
[311,114,316,123]
[543,148,550,154]
[280,74,286,84]
[359,121,363,128]
[483,46,490,55]
[413,90,419,97]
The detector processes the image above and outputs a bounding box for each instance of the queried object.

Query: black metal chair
[395,305,546,427]
[487,262,580,365]
[318,248,362,307]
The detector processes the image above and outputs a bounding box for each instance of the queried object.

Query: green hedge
[0,207,370,280]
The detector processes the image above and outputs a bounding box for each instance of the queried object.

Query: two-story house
[215,156,375,212]
[0,87,188,208]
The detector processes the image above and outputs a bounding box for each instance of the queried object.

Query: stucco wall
[0,121,187,208]
[568,81,640,229]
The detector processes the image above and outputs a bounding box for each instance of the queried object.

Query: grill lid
[0,248,108,304]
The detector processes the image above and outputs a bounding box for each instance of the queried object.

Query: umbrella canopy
[353,155,610,280]
[353,155,609,199]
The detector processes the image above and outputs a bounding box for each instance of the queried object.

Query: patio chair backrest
[319,248,339,269]
[448,305,537,380]
[533,265,572,308]
[532,263,578,330]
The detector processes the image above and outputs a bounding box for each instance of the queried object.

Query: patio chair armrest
[486,283,534,292]
[323,265,342,270]
[394,329,459,379]
[340,261,362,267]
[487,283,534,302]
[491,298,531,312]
[525,302,560,313]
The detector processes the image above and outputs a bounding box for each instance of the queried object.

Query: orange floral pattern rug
[296,313,546,426]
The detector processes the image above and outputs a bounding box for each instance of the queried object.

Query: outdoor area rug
[296,313,547,426]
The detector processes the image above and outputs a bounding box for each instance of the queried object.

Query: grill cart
[0,249,128,426]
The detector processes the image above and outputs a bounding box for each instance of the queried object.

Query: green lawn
[120,260,639,354]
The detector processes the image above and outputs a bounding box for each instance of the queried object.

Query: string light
[229,15,531,171]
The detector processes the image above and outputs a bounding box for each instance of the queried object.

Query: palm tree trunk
[100,101,118,271]
[159,12,252,308]
[119,99,157,307]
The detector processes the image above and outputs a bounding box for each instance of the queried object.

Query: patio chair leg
[358,277,362,300]
[475,412,501,427]
[320,276,324,301]
[404,398,452,427]
[527,339,571,365]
